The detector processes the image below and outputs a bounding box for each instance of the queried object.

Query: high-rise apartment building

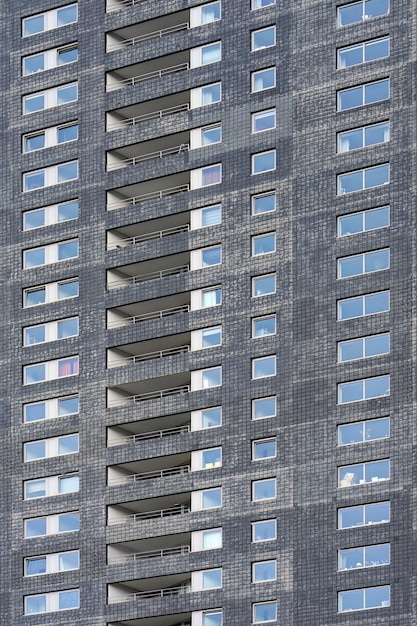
[0,0,413,623]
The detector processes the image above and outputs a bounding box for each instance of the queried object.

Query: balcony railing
[107,0,145,11]
[108,224,189,249]
[108,345,190,367]
[107,63,189,91]
[107,184,190,210]
[107,103,189,130]
[107,23,189,51]
[108,424,190,446]
[108,504,190,525]
[108,144,189,170]
[107,264,189,289]
[108,583,190,603]
[108,544,190,564]
[107,304,190,328]
[108,384,190,406]
[108,465,190,485]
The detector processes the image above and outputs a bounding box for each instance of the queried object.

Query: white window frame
[190,41,221,68]
[24,550,80,576]
[337,122,390,153]
[191,286,222,310]
[24,395,79,424]
[23,122,78,153]
[190,245,222,270]
[338,375,390,404]
[338,585,390,613]
[252,149,276,175]
[337,0,390,28]
[190,123,222,149]
[23,239,79,269]
[191,366,222,390]
[252,396,277,420]
[337,164,389,195]
[253,600,278,623]
[23,160,78,192]
[191,527,222,551]
[338,459,390,487]
[22,4,78,37]
[251,25,276,51]
[191,487,223,511]
[337,249,390,279]
[252,559,277,583]
[23,317,79,346]
[252,191,276,214]
[337,79,390,111]
[252,108,276,133]
[251,0,276,8]
[23,44,78,76]
[252,355,276,379]
[190,203,222,229]
[192,568,223,591]
[252,232,276,256]
[251,67,276,92]
[189,2,221,27]
[252,437,277,460]
[24,473,79,500]
[252,477,277,501]
[24,511,80,538]
[23,355,79,385]
[338,332,390,362]
[338,416,390,446]
[252,314,276,338]
[23,82,78,115]
[252,273,277,297]
[23,278,79,308]
[191,406,222,431]
[23,199,79,231]
[338,543,390,571]
[337,206,390,235]
[24,588,80,615]
[191,447,222,471]
[191,326,222,351]
[190,163,222,189]
[24,433,79,462]
[337,291,390,321]
[337,37,390,69]
[338,501,390,529]
[190,82,222,109]
[251,519,277,543]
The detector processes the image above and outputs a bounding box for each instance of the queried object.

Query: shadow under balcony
[107,372,191,407]
[107,332,191,368]
[107,452,191,487]
[106,252,189,290]
[108,533,191,565]
[107,172,190,211]
[106,10,190,51]
[106,90,190,131]
[106,212,190,248]
[107,492,191,527]
[108,573,191,604]
[108,616,191,626]
[107,293,190,329]
[106,50,189,92]
[107,411,191,447]
[107,131,190,171]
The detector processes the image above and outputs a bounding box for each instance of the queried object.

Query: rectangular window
[338,291,390,321]
[24,434,79,461]
[191,245,222,270]
[23,44,78,75]
[338,122,389,153]
[338,37,389,69]
[338,79,389,111]
[251,26,276,51]
[252,477,276,501]
[338,543,390,571]
[190,203,222,229]
[202,610,223,626]
[253,601,277,623]
[338,585,390,613]
[25,511,80,538]
[24,317,79,346]
[192,528,222,551]
[190,124,222,149]
[252,355,276,379]
[192,447,222,470]
[337,249,389,278]
[338,332,390,362]
[198,286,222,309]
[190,42,221,68]
[252,315,276,338]
[253,438,276,460]
[191,164,222,189]
[252,274,276,297]
[24,160,78,192]
[23,278,79,308]
[190,82,221,108]
[23,355,79,385]
[338,375,390,404]
[24,473,79,500]
[192,568,222,591]
[23,200,79,230]
[25,550,80,576]
[23,239,79,269]
[252,191,276,214]
[190,1,221,27]
[191,366,222,390]
[22,4,78,36]
[338,206,389,235]
[25,589,80,615]
[252,396,277,420]
[338,459,390,487]
[191,326,222,350]
[191,406,222,430]
[24,395,79,423]
[252,67,276,92]
[252,150,276,174]
[23,123,78,153]
[252,233,276,256]
[252,109,276,133]
[338,417,390,445]
[338,164,389,195]
[338,501,390,529]
[252,519,277,542]
[23,82,78,114]
[191,487,223,511]
[252,560,277,582]
[338,0,389,27]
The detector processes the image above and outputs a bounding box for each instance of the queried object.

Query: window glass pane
[58,125,78,143]
[201,2,221,23]
[253,150,276,173]
[58,475,79,493]
[58,47,78,65]
[365,544,390,566]
[253,356,276,378]
[252,519,276,542]
[202,288,222,307]
[252,109,276,132]
[25,518,47,537]
[58,241,78,260]
[252,68,275,91]
[58,589,80,610]
[24,208,46,230]
[23,15,44,36]
[365,585,390,608]
[201,83,221,105]
[24,171,45,191]
[24,364,46,384]
[201,165,221,186]
[253,601,277,622]
[57,5,78,25]
[338,86,363,110]
[253,192,276,214]
[203,611,223,626]
[59,551,79,571]
[338,170,363,194]
[57,201,79,222]
[364,249,389,272]
[252,0,276,7]
[25,402,46,422]
[24,54,45,75]
[339,45,363,68]
[58,318,79,339]
[201,407,222,428]
[202,448,222,468]
[252,396,276,419]
[253,560,276,581]
[59,512,80,532]
[202,487,222,508]
[253,233,275,255]
[253,274,276,296]
[25,479,46,499]
[25,325,46,345]
[338,213,363,235]
[366,417,390,440]
[253,315,276,337]
[58,434,79,455]
[58,396,79,415]
[253,478,276,500]
[57,84,78,104]
[26,557,47,576]
[201,205,221,226]
[202,529,222,549]
[202,247,222,266]
[338,422,364,445]
[202,327,222,347]
[202,126,222,145]
[58,161,78,183]
[339,589,363,612]
[25,287,46,307]
[24,94,45,114]
[252,26,275,50]
[58,280,79,299]
[26,595,46,614]
[201,42,221,65]
[25,133,45,152]
[25,441,46,461]
[364,459,390,482]
[365,502,390,524]
[365,79,389,103]
[58,356,79,377]
[202,569,222,589]
[364,164,389,188]
[254,439,276,459]
[202,367,222,387]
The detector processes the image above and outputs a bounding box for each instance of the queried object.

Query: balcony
[107,372,191,407]
[108,532,191,564]
[106,91,190,131]
[108,573,191,604]
[106,11,189,51]
[107,493,191,526]
[108,618,190,626]
[107,411,191,447]
[106,51,189,92]
[107,172,190,211]
[107,212,190,250]
[107,332,191,368]
[107,132,190,171]
[108,452,191,487]
[106,252,189,290]
[107,293,190,329]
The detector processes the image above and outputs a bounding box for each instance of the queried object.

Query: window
[23,82,78,114]
[25,511,79,538]
[24,160,78,191]
[202,610,223,626]
[252,315,276,338]
[252,233,276,255]
[338,543,390,570]
[191,42,221,68]
[191,487,222,511]
[253,438,276,460]
[24,317,79,346]
[24,434,79,461]
[24,123,78,153]
[24,474,79,500]
[191,164,222,189]
[252,150,276,174]
[22,4,78,36]
[191,326,222,350]
[252,519,276,542]
[252,396,276,420]
[253,601,277,623]
[191,204,222,229]
[338,37,389,69]
[23,239,79,268]
[191,245,222,270]
[337,249,389,278]
[337,164,389,195]
[23,355,79,385]
[23,200,79,230]
[252,109,276,133]
[338,333,390,362]
[25,589,80,615]
[251,26,276,51]
[24,396,79,423]
[23,44,78,75]
[192,528,222,551]
[338,375,390,404]
[191,286,222,310]
[192,447,222,470]
[191,366,222,390]
[252,560,276,582]
[338,417,390,446]
[252,355,276,379]
[192,568,223,591]
[190,82,222,108]
[191,406,222,430]
[252,191,276,214]
[337,79,389,111]
[252,274,276,297]
[338,501,390,529]
[252,67,276,92]
[338,122,389,153]
[25,550,80,576]
[190,2,221,27]
[338,586,390,613]
[191,124,222,149]
[338,206,389,235]
[252,477,276,501]
[23,279,79,308]
[338,459,390,487]
[338,0,389,27]
[338,291,389,321]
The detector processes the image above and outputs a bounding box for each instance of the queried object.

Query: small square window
[252,192,276,215]
[252,477,276,501]
[202,327,222,348]
[252,26,276,51]
[202,568,222,589]
[202,287,222,307]
[58,124,78,143]
[253,601,278,623]
[252,396,277,419]
[252,233,276,255]
[252,150,276,174]
[253,438,276,460]
[252,519,277,542]
[253,559,277,582]
[252,355,276,379]
[252,274,276,297]
[252,109,276,133]
[202,487,223,509]
[252,67,276,92]
[252,315,276,338]
[202,246,222,267]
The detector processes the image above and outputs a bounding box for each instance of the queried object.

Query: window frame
[251,67,276,93]
[337,290,390,321]
[252,519,277,543]
[23,395,79,424]
[337,79,390,112]
[24,549,80,576]
[337,501,390,529]
[338,416,390,446]
[337,164,389,195]
[251,25,276,51]
[338,542,390,571]
[24,511,80,538]
[24,433,79,462]
[252,396,277,420]
[24,588,80,615]
[252,232,276,256]
[338,585,390,613]
[337,36,390,69]
[252,314,277,338]
[23,278,79,308]
[23,239,79,269]
[252,355,277,379]
[337,122,390,154]
[337,332,390,363]
[337,206,390,236]
[337,248,390,279]
[252,601,278,623]
[252,191,276,215]
[338,459,390,488]
[252,559,277,583]
[252,437,277,461]
[338,375,390,404]
[23,44,78,76]
[337,0,390,28]
[252,477,277,501]
[22,4,78,37]
[23,82,78,115]
[252,273,277,297]
[252,149,276,175]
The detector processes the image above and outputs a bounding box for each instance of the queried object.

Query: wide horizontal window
[338,501,390,529]
[25,550,80,576]
[23,239,79,269]
[338,122,389,153]
[338,0,389,27]
[24,355,79,385]
[338,164,389,195]
[22,4,78,37]
[338,417,390,445]
[24,433,79,461]
[24,316,79,346]
[338,291,390,321]
[23,82,78,114]
[338,585,390,612]
[23,160,78,191]
[251,26,276,51]
[25,589,80,615]
[24,473,79,500]
[252,396,276,419]
[337,248,389,278]
[338,543,390,571]
[23,278,79,308]
[252,191,276,214]
[338,206,389,235]
[252,67,276,92]
[338,459,390,487]
[338,37,389,69]
[252,273,276,296]
[338,375,390,404]
[24,395,79,423]
[24,123,78,153]
[337,79,389,111]
[25,511,80,538]
[23,200,79,230]
[338,332,390,362]
[23,44,78,75]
